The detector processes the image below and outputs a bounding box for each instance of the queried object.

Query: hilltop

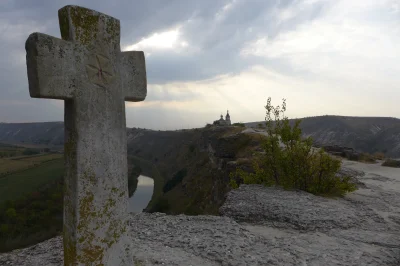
[0,122,64,149]
[2,115,400,156]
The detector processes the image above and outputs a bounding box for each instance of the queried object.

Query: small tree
[230,97,356,196]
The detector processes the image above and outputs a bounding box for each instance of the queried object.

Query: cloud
[124,28,188,52]
[0,0,399,129]
[242,0,400,87]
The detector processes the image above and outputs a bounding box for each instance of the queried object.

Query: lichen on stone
[75,190,106,264]
[102,219,127,249]
[64,129,77,161]
[39,35,55,53]
[58,8,70,40]
[105,17,120,43]
[63,224,77,266]
[83,169,97,185]
[69,7,100,45]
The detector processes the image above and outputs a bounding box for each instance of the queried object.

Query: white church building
[213,110,231,126]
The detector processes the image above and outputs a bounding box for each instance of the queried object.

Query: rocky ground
[1,160,399,265]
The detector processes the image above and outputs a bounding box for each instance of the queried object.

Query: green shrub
[382,159,400,168]
[230,97,356,197]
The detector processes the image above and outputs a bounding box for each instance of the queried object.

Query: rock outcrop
[1,160,399,266]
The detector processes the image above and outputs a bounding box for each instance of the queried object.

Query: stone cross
[25,5,146,265]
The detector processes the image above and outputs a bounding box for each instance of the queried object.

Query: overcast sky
[1,0,399,129]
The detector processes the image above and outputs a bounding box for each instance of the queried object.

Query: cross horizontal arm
[25,33,80,100]
[121,51,147,102]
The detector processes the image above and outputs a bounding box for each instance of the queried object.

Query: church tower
[225,110,231,125]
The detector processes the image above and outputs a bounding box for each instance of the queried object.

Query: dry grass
[19,154,62,163]
[358,153,377,164]
[0,154,62,176]
[0,159,35,175]
[0,159,64,203]
[373,152,385,160]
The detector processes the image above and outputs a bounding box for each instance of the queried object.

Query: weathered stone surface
[1,212,399,266]
[1,161,399,265]
[25,5,146,265]
[336,166,367,188]
[220,184,385,231]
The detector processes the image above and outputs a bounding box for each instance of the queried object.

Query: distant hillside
[3,116,400,215]
[0,142,17,148]
[2,115,400,156]
[0,122,64,148]
[246,115,400,157]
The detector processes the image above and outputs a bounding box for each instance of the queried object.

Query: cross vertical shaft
[25,5,147,265]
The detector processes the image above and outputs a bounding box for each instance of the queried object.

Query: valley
[1,116,400,258]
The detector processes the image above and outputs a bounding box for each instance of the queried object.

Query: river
[128,175,154,213]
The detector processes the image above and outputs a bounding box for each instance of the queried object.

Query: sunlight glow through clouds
[128,55,400,129]
[87,0,400,128]
[123,28,188,51]
[121,0,400,129]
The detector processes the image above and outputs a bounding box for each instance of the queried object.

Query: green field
[0,158,36,176]
[0,154,62,175]
[0,152,64,251]
[0,145,25,158]
[0,159,64,203]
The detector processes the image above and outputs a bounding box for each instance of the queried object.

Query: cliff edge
[1,160,399,266]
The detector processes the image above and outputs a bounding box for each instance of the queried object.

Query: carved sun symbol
[86,54,115,87]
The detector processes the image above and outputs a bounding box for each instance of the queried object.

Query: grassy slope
[0,151,64,250]
[0,154,63,176]
[0,159,36,176]
[0,159,64,203]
